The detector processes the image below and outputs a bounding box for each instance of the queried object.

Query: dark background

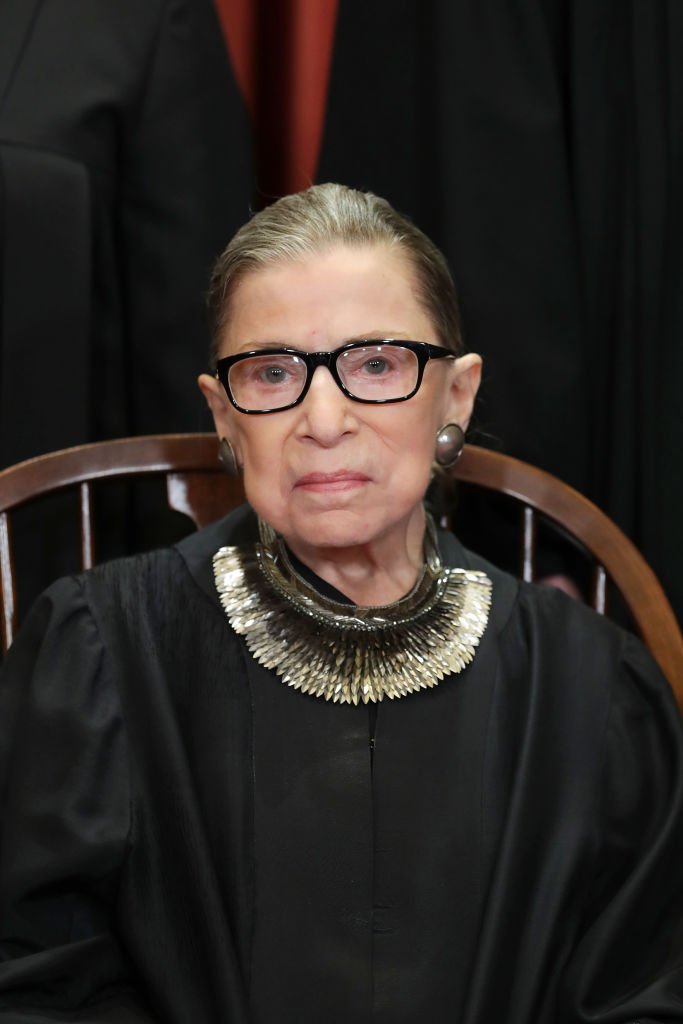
[2,0,681,622]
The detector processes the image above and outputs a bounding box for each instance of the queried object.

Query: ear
[444,353,482,431]
[197,373,237,445]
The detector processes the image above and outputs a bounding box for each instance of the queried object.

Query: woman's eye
[243,360,297,387]
[361,357,390,376]
[259,365,290,384]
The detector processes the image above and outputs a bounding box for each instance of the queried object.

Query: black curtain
[318,0,683,622]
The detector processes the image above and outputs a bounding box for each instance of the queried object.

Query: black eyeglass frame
[214,339,456,414]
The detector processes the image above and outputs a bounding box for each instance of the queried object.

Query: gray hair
[207,183,464,365]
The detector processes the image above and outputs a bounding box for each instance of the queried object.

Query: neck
[283,506,428,606]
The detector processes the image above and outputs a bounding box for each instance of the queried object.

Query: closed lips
[295,471,369,488]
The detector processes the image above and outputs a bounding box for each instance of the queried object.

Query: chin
[280,508,364,548]
[287,505,418,554]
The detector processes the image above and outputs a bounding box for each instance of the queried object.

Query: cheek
[238,437,282,487]
[234,417,281,467]
[375,414,437,498]
[234,422,292,520]
[379,402,440,460]
[240,462,289,534]
[399,389,445,455]
[390,443,435,494]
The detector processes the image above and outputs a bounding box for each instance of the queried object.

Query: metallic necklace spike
[213,516,492,705]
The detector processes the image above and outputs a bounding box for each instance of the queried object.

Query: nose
[296,365,357,446]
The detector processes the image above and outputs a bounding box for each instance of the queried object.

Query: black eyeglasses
[215,339,455,414]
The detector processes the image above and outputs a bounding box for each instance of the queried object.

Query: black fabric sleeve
[0,578,157,1022]
[559,635,683,1022]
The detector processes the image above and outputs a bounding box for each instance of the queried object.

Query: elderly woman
[0,184,681,1024]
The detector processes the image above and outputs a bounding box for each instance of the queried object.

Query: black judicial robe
[0,0,250,464]
[0,0,251,609]
[0,506,681,1023]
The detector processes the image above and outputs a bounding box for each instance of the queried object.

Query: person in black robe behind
[0,185,681,1023]
[0,0,251,612]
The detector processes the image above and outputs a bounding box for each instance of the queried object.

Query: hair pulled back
[207,183,464,365]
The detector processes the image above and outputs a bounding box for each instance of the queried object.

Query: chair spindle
[80,482,95,570]
[0,512,16,653]
[591,564,607,615]
[521,505,536,582]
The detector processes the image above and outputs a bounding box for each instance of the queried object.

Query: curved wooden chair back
[1,434,681,707]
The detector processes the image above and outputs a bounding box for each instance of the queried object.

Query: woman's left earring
[218,437,240,476]
[434,423,465,467]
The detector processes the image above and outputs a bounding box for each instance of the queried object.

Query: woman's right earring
[218,437,240,477]
[434,423,465,468]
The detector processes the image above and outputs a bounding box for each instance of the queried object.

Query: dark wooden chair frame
[1,434,681,708]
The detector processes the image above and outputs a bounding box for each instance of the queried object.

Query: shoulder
[74,507,262,645]
[76,505,256,595]
[439,524,621,654]
[4,506,255,661]
[440,527,676,720]
[443,526,627,651]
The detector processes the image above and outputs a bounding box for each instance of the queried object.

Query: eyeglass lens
[228,345,420,410]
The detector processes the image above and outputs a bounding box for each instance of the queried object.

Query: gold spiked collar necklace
[213,515,491,705]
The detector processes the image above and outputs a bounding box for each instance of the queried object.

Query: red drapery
[214,0,339,204]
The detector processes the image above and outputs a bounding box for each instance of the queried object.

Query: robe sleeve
[560,634,683,1022]
[0,578,158,1022]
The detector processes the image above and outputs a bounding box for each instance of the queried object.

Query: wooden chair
[1,434,681,708]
